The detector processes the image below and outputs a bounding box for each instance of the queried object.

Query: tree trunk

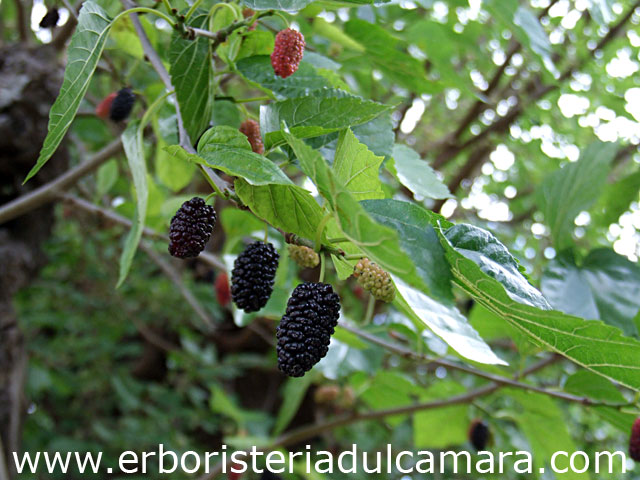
[0,44,66,479]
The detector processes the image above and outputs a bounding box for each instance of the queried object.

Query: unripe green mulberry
[353,258,395,303]
[288,244,319,269]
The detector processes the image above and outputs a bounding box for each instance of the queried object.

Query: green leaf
[96,159,119,196]
[155,139,195,192]
[117,121,148,287]
[333,129,384,201]
[538,141,618,250]
[389,144,451,200]
[284,131,420,287]
[197,126,292,186]
[344,19,439,94]
[437,226,640,392]
[169,10,213,143]
[445,224,550,309]
[312,17,365,52]
[594,169,640,225]
[261,90,391,149]
[394,276,506,365]
[272,375,314,436]
[414,382,469,448]
[362,371,416,426]
[235,179,324,240]
[26,1,113,182]
[564,371,635,432]
[405,20,481,98]
[510,390,590,480]
[541,249,640,337]
[236,55,333,99]
[361,199,453,302]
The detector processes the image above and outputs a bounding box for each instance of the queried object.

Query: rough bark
[0,44,66,478]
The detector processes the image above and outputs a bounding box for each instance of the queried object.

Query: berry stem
[328,237,349,244]
[318,253,326,283]
[160,0,174,18]
[364,295,375,325]
[345,253,366,260]
[263,223,269,243]
[314,213,333,253]
[271,11,290,28]
[114,7,176,27]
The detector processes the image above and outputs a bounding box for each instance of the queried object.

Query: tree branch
[198,355,558,480]
[60,194,226,271]
[140,241,216,330]
[340,324,629,407]
[0,138,123,225]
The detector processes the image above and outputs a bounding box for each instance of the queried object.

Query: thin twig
[198,355,557,480]
[140,241,216,329]
[340,324,628,407]
[60,194,226,271]
[0,139,124,225]
[123,0,230,195]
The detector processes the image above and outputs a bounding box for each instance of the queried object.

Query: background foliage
[1,0,640,478]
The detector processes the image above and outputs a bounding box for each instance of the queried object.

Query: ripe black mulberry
[353,257,395,303]
[230,241,279,313]
[630,418,640,461]
[271,28,305,78]
[469,420,490,451]
[288,244,319,269]
[239,119,264,154]
[39,8,59,28]
[168,197,217,258]
[109,87,136,122]
[276,282,341,377]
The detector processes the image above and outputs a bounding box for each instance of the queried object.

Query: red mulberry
[109,87,136,122]
[39,8,59,28]
[168,197,217,258]
[630,418,640,461]
[215,273,231,307]
[231,242,279,313]
[239,119,264,154]
[95,92,117,119]
[276,282,340,377]
[271,28,305,78]
[242,8,256,31]
[469,419,490,451]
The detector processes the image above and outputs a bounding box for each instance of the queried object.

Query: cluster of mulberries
[469,420,490,451]
[239,119,264,155]
[168,197,217,258]
[630,418,640,461]
[231,241,279,313]
[276,282,341,377]
[353,258,395,303]
[39,7,59,28]
[288,244,319,269]
[271,28,305,78]
[95,88,136,122]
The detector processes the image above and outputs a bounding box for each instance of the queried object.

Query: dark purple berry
[168,197,216,258]
[230,241,279,313]
[276,282,340,377]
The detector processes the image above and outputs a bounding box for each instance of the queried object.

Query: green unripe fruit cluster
[353,258,395,303]
[288,244,320,269]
